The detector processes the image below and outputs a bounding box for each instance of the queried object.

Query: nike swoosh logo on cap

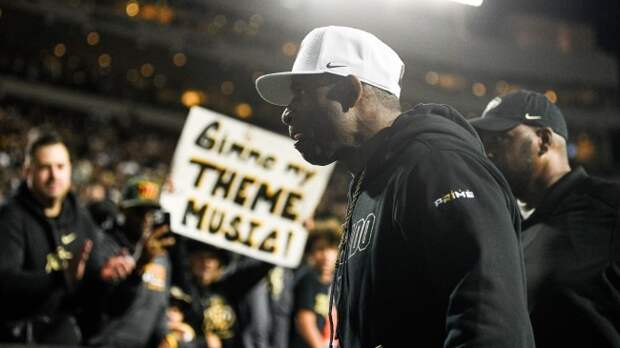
[326,62,347,69]
[525,113,542,120]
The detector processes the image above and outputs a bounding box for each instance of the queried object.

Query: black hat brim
[469,116,520,133]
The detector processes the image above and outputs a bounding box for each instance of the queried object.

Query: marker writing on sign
[190,157,303,222]
[195,121,276,170]
[182,198,296,257]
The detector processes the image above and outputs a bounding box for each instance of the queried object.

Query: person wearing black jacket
[88,177,176,348]
[0,130,133,344]
[186,242,273,348]
[255,26,534,348]
[471,89,620,347]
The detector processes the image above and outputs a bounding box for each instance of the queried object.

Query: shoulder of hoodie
[573,173,620,209]
[389,129,489,177]
[0,193,30,226]
[391,138,489,187]
[0,190,96,229]
[391,104,487,166]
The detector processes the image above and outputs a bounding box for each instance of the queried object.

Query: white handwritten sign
[161,107,334,268]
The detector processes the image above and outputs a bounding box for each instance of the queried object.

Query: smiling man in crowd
[0,130,134,344]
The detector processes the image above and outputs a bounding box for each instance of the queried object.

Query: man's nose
[281,107,293,126]
[50,167,59,180]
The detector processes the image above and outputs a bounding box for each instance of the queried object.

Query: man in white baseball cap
[256,26,404,166]
[256,26,404,107]
[255,26,534,348]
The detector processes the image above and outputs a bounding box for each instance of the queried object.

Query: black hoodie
[334,104,535,348]
[0,182,103,343]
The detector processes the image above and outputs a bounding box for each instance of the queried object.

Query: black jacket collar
[15,181,78,227]
[524,167,588,227]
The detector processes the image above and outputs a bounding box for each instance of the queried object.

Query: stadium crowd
[0,97,346,348]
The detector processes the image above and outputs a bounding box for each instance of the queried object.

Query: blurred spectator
[185,241,273,348]
[88,177,176,347]
[266,266,296,348]
[236,258,272,348]
[290,219,340,348]
[0,130,133,344]
[0,98,177,209]
[160,286,197,348]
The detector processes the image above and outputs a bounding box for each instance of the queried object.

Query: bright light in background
[181,90,207,107]
[544,89,558,103]
[472,82,486,97]
[126,1,140,17]
[389,0,483,7]
[445,0,483,7]
[235,103,253,119]
[98,53,111,68]
[86,31,100,46]
[53,43,66,58]
[140,63,154,77]
[173,53,187,67]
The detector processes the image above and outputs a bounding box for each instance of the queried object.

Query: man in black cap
[255,26,534,348]
[470,89,620,347]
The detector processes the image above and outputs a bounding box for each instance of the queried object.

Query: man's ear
[327,75,363,113]
[537,127,553,156]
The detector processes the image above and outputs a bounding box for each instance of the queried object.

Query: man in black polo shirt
[471,89,620,347]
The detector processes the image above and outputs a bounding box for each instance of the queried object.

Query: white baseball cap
[255,26,405,106]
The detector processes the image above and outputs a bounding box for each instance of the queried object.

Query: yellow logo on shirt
[314,293,329,318]
[204,296,236,339]
[45,246,73,273]
[61,232,76,245]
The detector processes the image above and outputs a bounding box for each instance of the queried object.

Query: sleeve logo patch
[434,190,475,207]
[142,262,167,291]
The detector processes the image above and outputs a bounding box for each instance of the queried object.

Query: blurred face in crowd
[123,206,157,243]
[477,124,539,200]
[309,239,338,283]
[166,305,184,324]
[190,251,224,286]
[281,74,359,166]
[25,143,72,207]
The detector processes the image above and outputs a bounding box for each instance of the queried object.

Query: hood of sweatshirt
[15,181,79,229]
[358,103,485,179]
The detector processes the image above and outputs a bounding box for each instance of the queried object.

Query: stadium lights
[445,0,484,6]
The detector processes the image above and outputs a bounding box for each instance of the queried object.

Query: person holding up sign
[255,26,534,348]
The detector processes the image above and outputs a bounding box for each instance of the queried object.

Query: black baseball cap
[469,90,568,140]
